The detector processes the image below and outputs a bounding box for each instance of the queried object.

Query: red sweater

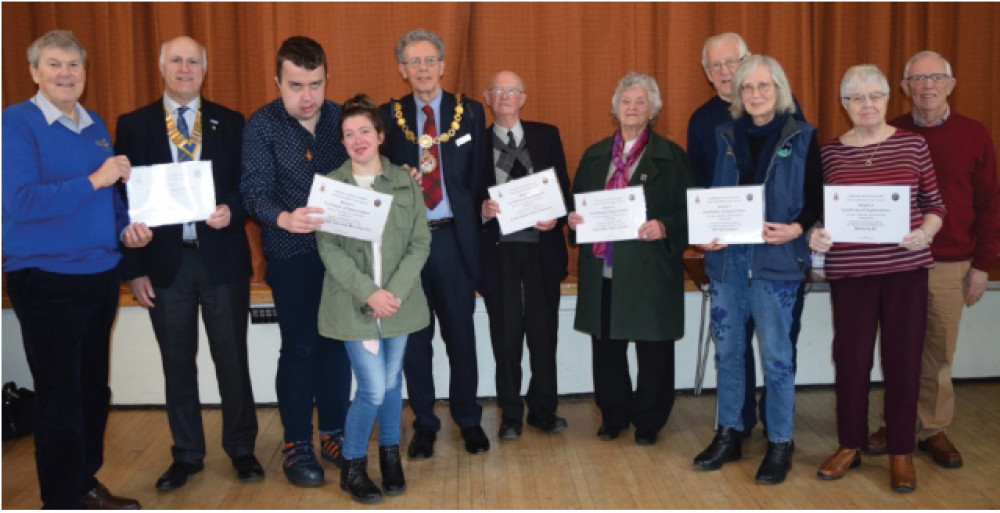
[891,112,1000,272]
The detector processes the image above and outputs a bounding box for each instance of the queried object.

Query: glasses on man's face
[402,56,442,69]
[843,92,888,105]
[489,87,523,97]
[740,81,774,96]
[709,56,745,73]
[905,73,951,84]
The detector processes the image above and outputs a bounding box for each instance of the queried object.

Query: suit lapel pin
[640,173,647,181]
[209,119,219,130]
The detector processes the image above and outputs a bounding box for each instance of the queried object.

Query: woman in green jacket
[316,94,430,504]
[567,72,693,446]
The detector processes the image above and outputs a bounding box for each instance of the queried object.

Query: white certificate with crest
[488,168,567,235]
[574,186,646,244]
[824,185,910,243]
[307,175,393,242]
[126,161,216,227]
[687,185,765,244]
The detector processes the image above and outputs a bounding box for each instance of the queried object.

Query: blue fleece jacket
[2,100,127,274]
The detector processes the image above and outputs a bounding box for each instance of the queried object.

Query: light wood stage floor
[3,382,998,509]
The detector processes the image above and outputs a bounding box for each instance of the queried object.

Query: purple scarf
[592,126,650,265]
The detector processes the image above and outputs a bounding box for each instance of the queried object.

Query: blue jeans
[342,334,408,459]
[267,252,351,443]
[710,246,798,442]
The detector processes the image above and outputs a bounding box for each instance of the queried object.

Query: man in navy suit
[478,71,571,440]
[379,28,490,458]
[115,36,262,491]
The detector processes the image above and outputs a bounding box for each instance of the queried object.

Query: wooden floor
[3,382,999,509]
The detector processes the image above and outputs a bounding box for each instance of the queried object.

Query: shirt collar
[31,91,93,130]
[414,90,443,113]
[912,105,950,127]
[493,120,523,145]
[163,95,200,115]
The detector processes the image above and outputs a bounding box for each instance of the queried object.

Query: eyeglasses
[905,73,951,84]
[401,56,442,69]
[842,92,888,105]
[740,81,774,95]
[708,56,745,72]
[488,87,523,97]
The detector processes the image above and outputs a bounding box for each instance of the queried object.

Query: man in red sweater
[866,50,1000,468]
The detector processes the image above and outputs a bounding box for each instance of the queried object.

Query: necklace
[855,126,886,167]
[392,94,464,148]
[164,106,203,159]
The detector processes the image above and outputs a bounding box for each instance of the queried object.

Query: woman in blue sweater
[2,30,151,510]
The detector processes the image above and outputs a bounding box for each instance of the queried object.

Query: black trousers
[148,250,257,463]
[592,278,675,434]
[482,242,561,423]
[8,266,119,509]
[404,225,482,430]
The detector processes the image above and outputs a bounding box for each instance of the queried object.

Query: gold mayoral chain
[164,106,203,160]
[392,94,464,173]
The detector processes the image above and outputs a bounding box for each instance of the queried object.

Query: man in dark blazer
[115,36,262,491]
[477,71,571,440]
[378,28,490,458]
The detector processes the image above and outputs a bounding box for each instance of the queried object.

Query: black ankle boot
[693,427,744,470]
[340,456,383,504]
[755,441,793,485]
[379,445,407,495]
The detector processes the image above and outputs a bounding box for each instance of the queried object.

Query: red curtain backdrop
[5,2,1000,285]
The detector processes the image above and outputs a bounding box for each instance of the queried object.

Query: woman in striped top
[810,64,945,493]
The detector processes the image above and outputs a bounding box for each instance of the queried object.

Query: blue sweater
[2,100,127,274]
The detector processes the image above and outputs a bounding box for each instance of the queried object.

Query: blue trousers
[342,335,408,459]
[267,251,351,443]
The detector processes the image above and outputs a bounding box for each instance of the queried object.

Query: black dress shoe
[597,424,622,441]
[755,441,794,485]
[527,415,568,433]
[634,429,658,446]
[693,427,743,471]
[82,482,141,510]
[407,425,437,459]
[155,460,204,491]
[233,454,265,482]
[498,419,523,440]
[461,425,490,454]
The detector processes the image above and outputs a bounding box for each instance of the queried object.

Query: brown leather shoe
[918,432,963,468]
[81,482,141,510]
[817,447,861,480]
[890,454,916,493]
[862,426,888,455]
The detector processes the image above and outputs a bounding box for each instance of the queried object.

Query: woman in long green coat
[567,72,693,445]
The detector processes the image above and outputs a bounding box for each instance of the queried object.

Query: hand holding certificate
[488,168,567,234]
[686,185,765,244]
[823,185,910,243]
[306,175,393,242]
[573,186,646,244]
[126,161,217,227]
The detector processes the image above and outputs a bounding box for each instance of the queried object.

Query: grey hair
[394,28,445,62]
[610,71,663,123]
[701,32,750,71]
[159,37,208,71]
[729,55,796,119]
[839,64,890,99]
[903,50,953,79]
[27,29,86,68]
[486,71,525,93]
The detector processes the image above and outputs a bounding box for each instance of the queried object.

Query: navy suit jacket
[115,98,252,287]
[379,91,487,280]
[476,121,570,295]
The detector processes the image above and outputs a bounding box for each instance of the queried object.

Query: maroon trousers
[830,268,928,455]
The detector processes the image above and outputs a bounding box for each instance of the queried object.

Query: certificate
[574,186,646,244]
[488,168,567,235]
[126,161,216,227]
[306,175,393,242]
[824,185,910,243]
[686,185,765,244]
